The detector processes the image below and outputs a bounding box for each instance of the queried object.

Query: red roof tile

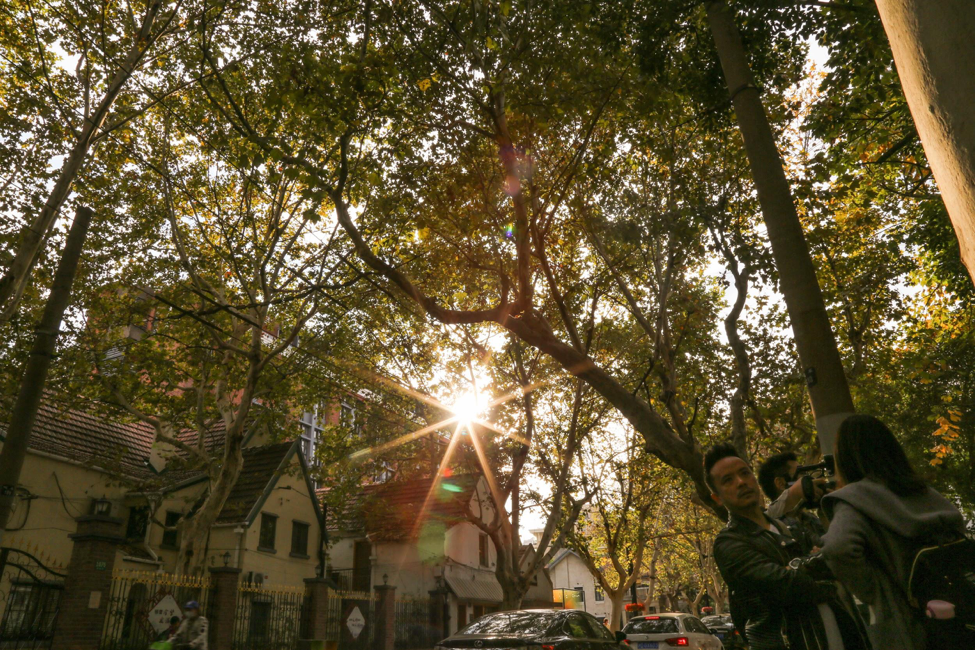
[216,441,297,523]
[322,474,479,541]
[0,398,156,478]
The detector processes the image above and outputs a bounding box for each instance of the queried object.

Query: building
[545,548,613,621]
[325,474,556,634]
[0,397,324,587]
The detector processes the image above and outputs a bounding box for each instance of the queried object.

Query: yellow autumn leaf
[418,79,432,91]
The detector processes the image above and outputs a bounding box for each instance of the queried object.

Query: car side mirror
[614,631,626,643]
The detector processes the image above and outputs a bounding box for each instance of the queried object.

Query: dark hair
[835,415,927,497]
[704,443,743,492]
[758,451,798,500]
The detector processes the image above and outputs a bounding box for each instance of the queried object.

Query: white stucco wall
[548,551,612,619]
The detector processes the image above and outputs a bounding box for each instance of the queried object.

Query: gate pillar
[208,566,241,650]
[302,577,332,644]
[51,514,126,650]
[373,584,396,650]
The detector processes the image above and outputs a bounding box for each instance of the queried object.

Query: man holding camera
[705,443,865,650]
[758,452,828,551]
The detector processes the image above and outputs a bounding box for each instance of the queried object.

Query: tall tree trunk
[642,544,661,612]
[0,0,164,322]
[608,592,625,632]
[705,1,855,454]
[873,0,975,285]
[0,207,93,542]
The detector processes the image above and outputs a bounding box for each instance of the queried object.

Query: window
[291,521,310,557]
[460,612,560,636]
[562,614,591,639]
[0,584,61,639]
[259,513,277,551]
[161,511,181,548]
[590,618,615,641]
[340,401,362,437]
[684,617,710,635]
[594,586,605,602]
[622,618,679,635]
[125,506,149,540]
[478,534,489,567]
[249,600,271,642]
[300,404,327,470]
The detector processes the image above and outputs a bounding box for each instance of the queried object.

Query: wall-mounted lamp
[383,573,389,586]
[222,551,232,567]
[93,499,112,516]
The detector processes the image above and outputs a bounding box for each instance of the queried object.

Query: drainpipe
[142,495,160,564]
[234,526,245,569]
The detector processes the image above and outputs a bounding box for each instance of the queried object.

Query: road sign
[147,595,182,634]
[346,606,365,639]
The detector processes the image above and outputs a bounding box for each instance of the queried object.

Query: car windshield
[459,612,560,636]
[623,619,679,634]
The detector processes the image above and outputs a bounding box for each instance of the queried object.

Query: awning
[445,570,503,603]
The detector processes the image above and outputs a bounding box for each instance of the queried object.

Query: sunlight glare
[452,391,482,426]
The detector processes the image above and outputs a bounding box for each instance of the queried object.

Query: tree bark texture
[873,0,975,285]
[0,207,94,541]
[705,0,855,453]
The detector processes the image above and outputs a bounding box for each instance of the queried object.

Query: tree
[870,1,975,286]
[79,128,364,571]
[0,0,205,320]
[704,0,854,454]
[565,429,665,631]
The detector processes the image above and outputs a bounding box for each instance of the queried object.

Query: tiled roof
[216,441,296,524]
[0,398,156,478]
[321,474,479,541]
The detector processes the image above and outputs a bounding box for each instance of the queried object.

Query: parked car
[699,615,745,650]
[435,609,625,650]
[620,614,723,650]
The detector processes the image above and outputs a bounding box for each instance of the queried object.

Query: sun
[452,391,482,426]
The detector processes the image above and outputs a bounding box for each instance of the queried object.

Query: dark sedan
[435,609,625,650]
[699,615,745,650]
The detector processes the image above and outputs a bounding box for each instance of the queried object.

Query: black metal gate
[0,547,66,649]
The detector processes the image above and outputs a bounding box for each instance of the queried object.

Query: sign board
[147,595,182,634]
[339,599,370,650]
[88,591,101,609]
[346,606,365,639]
[95,561,107,571]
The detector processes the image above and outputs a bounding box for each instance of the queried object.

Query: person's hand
[811,477,829,501]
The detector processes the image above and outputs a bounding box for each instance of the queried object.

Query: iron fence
[99,570,209,650]
[232,581,304,650]
[325,568,371,593]
[0,547,65,649]
[319,589,376,646]
[394,597,439,650]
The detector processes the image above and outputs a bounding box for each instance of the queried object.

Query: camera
[789,454,836,507]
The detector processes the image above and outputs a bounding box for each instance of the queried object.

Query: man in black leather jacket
[705,443,865,650]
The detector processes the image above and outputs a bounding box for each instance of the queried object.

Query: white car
[621,614,724,650]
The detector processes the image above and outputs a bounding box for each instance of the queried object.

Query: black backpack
[905,534,975,644]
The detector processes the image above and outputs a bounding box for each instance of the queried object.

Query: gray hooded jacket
[820,478,965,650]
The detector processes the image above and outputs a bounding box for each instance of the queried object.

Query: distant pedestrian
[821,415,967,650]
[171,601,208,650]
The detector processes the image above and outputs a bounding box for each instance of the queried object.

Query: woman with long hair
[820,415,966,649]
